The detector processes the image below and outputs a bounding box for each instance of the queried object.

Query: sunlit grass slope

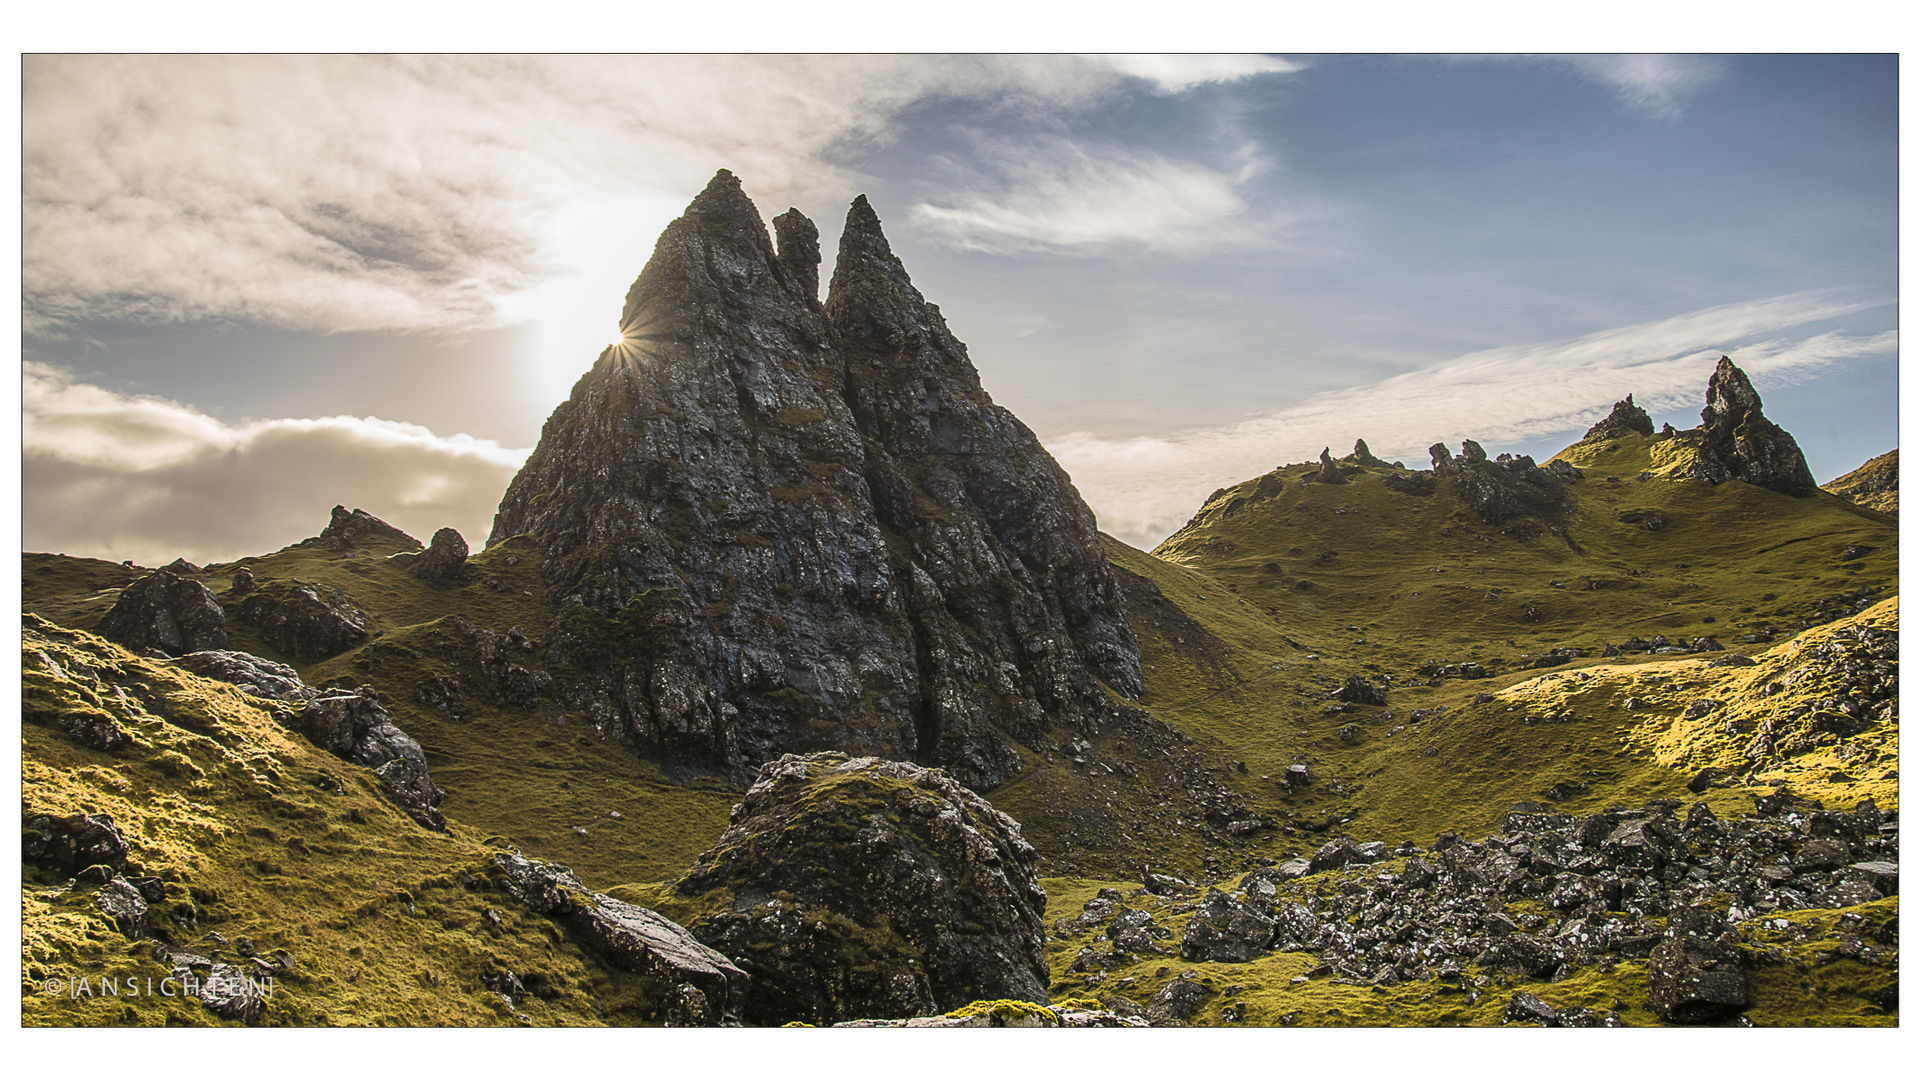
[22,618,683,1026]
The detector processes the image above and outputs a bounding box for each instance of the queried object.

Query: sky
[18,52,1899,563]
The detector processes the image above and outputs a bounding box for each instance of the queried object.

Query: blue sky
[20,53,1897,561]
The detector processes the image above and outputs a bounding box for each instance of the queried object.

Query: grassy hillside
[22,618,686,1026]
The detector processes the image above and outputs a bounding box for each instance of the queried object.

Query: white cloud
[908,138,1272,254]
[1092,54,1305,92]
[22,362,527,566]
[1559,55,1728,119]
[1047,291,1895,551]
[21,54,1262,339]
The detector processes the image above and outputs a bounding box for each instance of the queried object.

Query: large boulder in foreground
[95,569,228,657]
[488,170,1139,789]
[673,752,1050,1026]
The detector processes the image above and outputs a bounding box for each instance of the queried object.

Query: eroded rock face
[493,851,747,1025]
[1582,394,1655,442]
[673,752,1050,1026]
[489,171,1139,789]
[96,570,229,657]
[288,688,445,830]
[1689,357,1817,496]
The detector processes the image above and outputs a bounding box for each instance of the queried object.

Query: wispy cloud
[909,137,1273,253]
[22,362,527,565]
[1091,54,1305,93]
[1558,55,1728,120]
[22,55,1272,339]
[1047,291,1895,550]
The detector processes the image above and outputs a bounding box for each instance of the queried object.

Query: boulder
[411,527,469,583]
[1647,909,1748,1023]
[171,651,313,702]
[493,851,747,1025]
[673,752,1050,1026]
[1145,976,1212,1025]
[287,688,445,830]
[1180,889,1276,963]
[23,812,131,876]
[1331,675,1387,706]
[235,582,369,660]
[95,569,229,657]
[94,875,150,938]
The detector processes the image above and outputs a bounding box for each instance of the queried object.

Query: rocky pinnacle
[490,171,1140,789]
[1691,356,1818,496]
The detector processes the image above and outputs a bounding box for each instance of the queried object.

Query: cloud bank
[1048,291,1895,551]
[22,54,1298,338]
[22,363,528,566]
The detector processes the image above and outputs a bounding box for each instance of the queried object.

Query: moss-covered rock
[673,752,1050,1025]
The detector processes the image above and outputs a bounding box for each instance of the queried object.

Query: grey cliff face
[1689,356,1818,496]
[488,171,1139,789]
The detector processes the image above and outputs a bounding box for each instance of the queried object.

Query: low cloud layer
[1049,291,1895,551]
[23,363,527,566]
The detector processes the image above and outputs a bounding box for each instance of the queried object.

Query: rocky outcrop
[1823,449,1897,516]
[489,171,1139,789]
[171,650,313,702]
[1429,442,1570,525]
[1316,447,1347,484]
[311,505,421,552]
[410,527,469,583]
[1688,357,1817,495]
[1581,394,1655,442]
[286,688,445,830]
[492,851,748,1025]
[95,569,229,657]
[235,582,369,660]
[23,811,131,876]
[1352,439,1389,467]
[673,752,1050,1026]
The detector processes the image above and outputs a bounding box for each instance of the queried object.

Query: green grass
[21,618,680,1026]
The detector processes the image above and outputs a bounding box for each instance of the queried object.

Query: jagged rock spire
[1353,439,1388,467]
[489,171,1140,790]
[1690,356,1817,495]
[772,207,820,302]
